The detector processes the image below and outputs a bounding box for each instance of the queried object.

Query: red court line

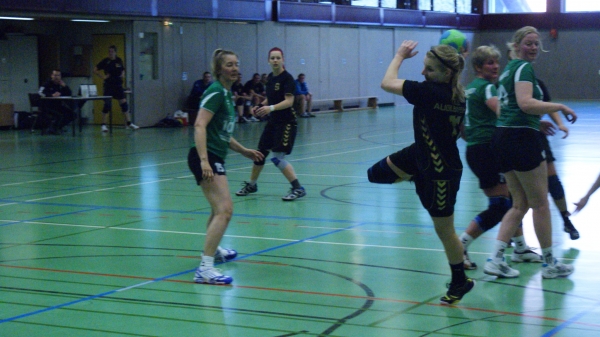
[1,263,598,328]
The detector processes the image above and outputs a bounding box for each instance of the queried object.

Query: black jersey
[96,57,125,85]
[266,70,295,123]
[402,80,466,171]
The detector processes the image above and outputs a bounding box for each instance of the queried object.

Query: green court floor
[1,102,599,336]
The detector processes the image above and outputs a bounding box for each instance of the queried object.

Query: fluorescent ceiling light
[71,19,110,23]
[0,16,34,20]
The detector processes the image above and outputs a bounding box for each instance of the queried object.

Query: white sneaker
[542,259,574,279]
[101,125,109,133]
[193,267,233,284]
[249,116,260,122]
[214,246,238,262]
[484,258,520,278]
[511,247,543,263]
[127,123,140,130]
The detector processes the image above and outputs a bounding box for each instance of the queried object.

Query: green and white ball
[439,29,468,54]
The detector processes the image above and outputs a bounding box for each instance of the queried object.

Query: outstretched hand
[572,196,589,214]
[396,40,419,60]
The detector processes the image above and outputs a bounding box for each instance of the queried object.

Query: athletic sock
[541,247,554,265]
[459,233,474,250]
[291,179,301,189]
[450,262,466,284]
[491,240,508,263]
[200,255,215,271]
[512,235,527,252]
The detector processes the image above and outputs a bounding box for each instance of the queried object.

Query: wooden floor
[1,102,600,336]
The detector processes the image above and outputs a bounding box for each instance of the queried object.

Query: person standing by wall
[94,45,139,132]
[188,49,264,284]
[368,41,473,305]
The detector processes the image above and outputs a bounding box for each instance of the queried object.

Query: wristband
[270,105,275,112]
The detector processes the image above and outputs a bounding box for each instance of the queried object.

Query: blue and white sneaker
[542,259,574,279]
[193,268,233,284]
[483,258,520,278]
[215,246,238,262]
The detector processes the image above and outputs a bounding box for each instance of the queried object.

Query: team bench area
[311,96,378,113]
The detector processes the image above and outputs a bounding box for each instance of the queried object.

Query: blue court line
[540,303,600,337]
[0,222,368,324]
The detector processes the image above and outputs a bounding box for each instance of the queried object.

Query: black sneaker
[563,218,580,240]
[282,187,306,201]
[440,278,475,305]
[236,182,257,196]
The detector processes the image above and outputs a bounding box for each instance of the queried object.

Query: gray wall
[474,29,600,100]
[3,19,598,126]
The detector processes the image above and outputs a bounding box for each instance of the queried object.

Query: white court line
[2,174,87,187]
[3,134,396,187]
[0,220,585,261]
[22,179,174,203]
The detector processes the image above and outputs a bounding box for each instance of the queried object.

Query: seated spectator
[260,73,268,87]
[244,73,265,108]
[186,71,213,110]
[232,74,253,123]
[38,69,75,134]
[295,73,315,118]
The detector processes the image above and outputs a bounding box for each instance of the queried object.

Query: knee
[254,150,269,166]
[367,157,400,184]
[548,175,565,200]
[271,152,289,170]
[214,204,233,221]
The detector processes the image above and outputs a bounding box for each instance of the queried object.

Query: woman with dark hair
[188,49,263,284]
[236,47,307,201]
[368,40,472,305]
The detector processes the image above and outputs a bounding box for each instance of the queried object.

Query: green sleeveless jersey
[497,59,543,130]
[465,77,497,145]
[198,81,236,160]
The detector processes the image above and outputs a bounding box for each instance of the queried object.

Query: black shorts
[389,143,461,217]
[493,128,545,173]
[187,147,226,185]
[538,132,555,163]
[235,98,245,107]
[466,143,504,189]
[258,120,297,154]
[104,82,126,101]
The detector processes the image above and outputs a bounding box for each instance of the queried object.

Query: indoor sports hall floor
[1,102,599,337]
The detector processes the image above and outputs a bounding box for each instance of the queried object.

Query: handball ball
[439,29,468,54]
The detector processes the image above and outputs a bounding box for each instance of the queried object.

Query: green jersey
[198,81,236,160]
[465,77,497,146]
[497,59,543,130]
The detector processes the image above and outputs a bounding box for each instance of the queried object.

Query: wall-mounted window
[139,33,158,80]
[418,0,472,13]
[351,0,396,7]
[565,0,600,12]
[487,0,545,13]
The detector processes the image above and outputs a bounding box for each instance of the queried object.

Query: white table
[41,95,112,136]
